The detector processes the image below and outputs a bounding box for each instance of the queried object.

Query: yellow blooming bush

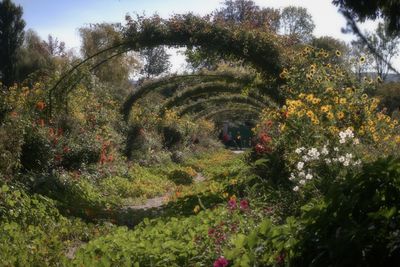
[252,45,400,190]
[256,46,400,159]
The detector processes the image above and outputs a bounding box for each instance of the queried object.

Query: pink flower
[214,256,229,267]
[240,199,249,210]
[228,199,237,210]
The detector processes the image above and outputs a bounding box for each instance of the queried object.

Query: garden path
[125,172,206,210]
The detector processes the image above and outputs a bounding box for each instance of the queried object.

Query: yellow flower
[312,98,321,104]
[328,126,339,134]
[360,56,366,63]
[395,136,400,143]
[312,118,320,125]
[297,109,305,117]
[321,106,329,113]
[193,205,201,214]
[337,111,345,119]
[345,87,354,95]
[306,94,314,102]
[222,192,229,198]
[306,110,314,118]
[230,195,237,201]
[335,50,342,57]
[373,134,379,142]
[327,112,334,120]
[339,98,347,104]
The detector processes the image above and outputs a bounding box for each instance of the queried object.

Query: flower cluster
[290,128,362,191]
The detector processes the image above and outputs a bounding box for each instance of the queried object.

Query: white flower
[339,131,347,139]
[325,158,332,164]
[353,159,362,166]
[345,128,354,138]
[353,138,360,145]
[299,171,306,177]
[297,161,304,170]
[293,186,299,192]
[307,148,320,160]
[334,147,339,152]
[295,147,305,154]
[345,153,353,159]
[305,173,313,180]
[321,146,329,155]
[332,157,338,162]
[343,160,350,167]
[289,173,295,181]
[299,179,306,185]
[339,138,346,144]
[302,155,310,162]
[338,156,345,163]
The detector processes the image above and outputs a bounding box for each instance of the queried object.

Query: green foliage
[0,184,113,265]
[280,6,315,43]
[139,46,171,78]
[298,157,400,266]
[167,168,194,185]
[332,0,400,35]
[20,126,54,172]
[0,0,26,86]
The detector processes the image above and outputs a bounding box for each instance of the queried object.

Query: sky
[13,0,400,72]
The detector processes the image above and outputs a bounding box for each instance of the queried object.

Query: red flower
[63,146,70,153]
[240,199,249,211]
[214,256,229,267]
[228,199,237,210]
[260,133,271,144]
[255,143,266,154]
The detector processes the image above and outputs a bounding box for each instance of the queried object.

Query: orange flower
[36,101,46,111]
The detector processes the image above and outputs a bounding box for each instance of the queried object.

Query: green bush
[168,168,195,185]
[297,157,400,266]
[20,126,54,172]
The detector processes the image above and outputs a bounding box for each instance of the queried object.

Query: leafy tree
[0,0,25,87]
[280,6,315,43]
[332,0,400,35]
[139,46,171,78]
[14,30,53,83]
[365,22,399,81]
[214,0,280,31]
[186,0,280,71]
[79,23,138,89]
[43,35,66,57]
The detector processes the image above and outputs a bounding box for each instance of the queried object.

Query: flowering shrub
[289,128,362,192]
[253,46,400,188]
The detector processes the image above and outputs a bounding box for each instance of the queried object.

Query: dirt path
[125,172,206,210]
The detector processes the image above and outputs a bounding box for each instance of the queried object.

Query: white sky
[15,0,400,72]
